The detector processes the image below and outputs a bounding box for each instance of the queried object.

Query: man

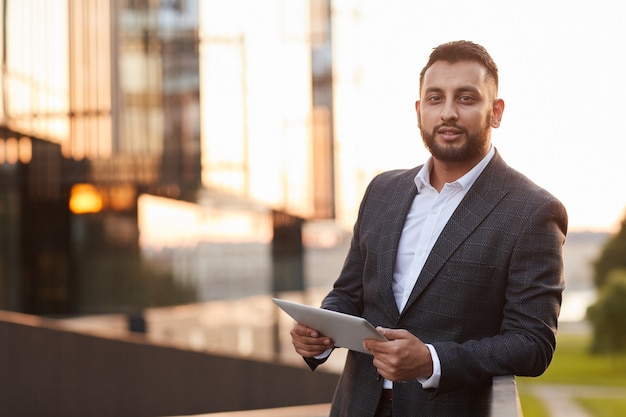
[290,40,567,416]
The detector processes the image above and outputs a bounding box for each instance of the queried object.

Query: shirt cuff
[417,344,441,389]
[314,348,333,360]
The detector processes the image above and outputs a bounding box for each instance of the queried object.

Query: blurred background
[1,0,625,416]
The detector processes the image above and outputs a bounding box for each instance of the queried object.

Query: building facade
[0,0,337,315]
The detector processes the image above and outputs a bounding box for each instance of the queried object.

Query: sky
[337,0,626,233]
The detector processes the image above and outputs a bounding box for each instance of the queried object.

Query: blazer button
[376,373,381,381]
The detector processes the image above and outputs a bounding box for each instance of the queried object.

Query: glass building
[0,0,337,315]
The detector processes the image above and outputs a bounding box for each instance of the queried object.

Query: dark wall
[0,312,339,417]
[18,182,73,314]
[0,134,78,315]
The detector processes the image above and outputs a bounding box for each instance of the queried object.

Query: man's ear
[491,98,505,128]
[415,100,421,129]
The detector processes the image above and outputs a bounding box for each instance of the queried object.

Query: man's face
[416,60,504,164]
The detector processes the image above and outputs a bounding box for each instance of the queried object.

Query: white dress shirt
[385,146,495,390]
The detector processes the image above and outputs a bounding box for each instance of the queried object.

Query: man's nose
[441,102,458,121]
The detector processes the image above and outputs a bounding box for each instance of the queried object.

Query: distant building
[0,0,336,315]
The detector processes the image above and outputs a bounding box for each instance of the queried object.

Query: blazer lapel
[400,152,510,316]
[377,168,419,320]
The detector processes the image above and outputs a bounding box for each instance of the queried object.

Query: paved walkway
[528,384,626,417]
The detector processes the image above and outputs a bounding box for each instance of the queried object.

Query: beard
[421,114,492,163]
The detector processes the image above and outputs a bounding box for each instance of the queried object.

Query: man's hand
[363,327,433,382]
[290,322,334,358]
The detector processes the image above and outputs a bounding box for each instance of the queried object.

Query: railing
[491,375,524,416]
[0,310,339,417]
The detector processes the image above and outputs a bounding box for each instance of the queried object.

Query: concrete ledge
[490,375,523,416]
[171,403,331,417]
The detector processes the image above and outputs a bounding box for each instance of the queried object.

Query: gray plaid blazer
[308,149,567,417]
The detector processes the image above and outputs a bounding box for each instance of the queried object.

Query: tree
[592,214,626,288]
[586,269,626,354]
[586,211,626,355]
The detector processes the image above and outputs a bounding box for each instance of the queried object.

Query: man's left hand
[363,327,434,382]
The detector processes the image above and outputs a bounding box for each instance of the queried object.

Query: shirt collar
[415,146,495,192]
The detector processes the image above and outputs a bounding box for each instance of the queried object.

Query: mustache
[433,123,468,134]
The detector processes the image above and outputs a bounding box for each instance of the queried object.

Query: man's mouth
[437,126,464,140]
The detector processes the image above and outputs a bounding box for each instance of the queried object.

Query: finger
[376,326,412,340]
[292,333,333,348]
[292,342,327,357]
[292,337,332,357]
[363,327,396,353]
[292,323,321,338]
[290,324,333,356]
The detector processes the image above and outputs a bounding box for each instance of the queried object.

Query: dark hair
[419,40,499,92]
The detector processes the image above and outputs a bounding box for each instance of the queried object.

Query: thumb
[376,326,407,340]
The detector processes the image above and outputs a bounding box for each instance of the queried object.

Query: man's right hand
[290,322,334,357]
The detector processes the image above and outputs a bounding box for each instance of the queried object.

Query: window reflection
[0,0,339,315]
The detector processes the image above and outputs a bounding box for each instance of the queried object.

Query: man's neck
[429,153,487,192]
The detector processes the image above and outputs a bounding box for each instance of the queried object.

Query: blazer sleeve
[431,195,567,395]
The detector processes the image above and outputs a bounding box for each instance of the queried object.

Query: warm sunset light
[4,0,625,234]
[196,0,626,234]
[198,0,314,218]
[138,194,273,250]
[2,0,70,147]
[329,1,626,233]
[69,184,103,214]
[108,184,136,212]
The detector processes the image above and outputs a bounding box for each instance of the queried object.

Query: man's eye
[427,96,442,103]
[458,95,475,103]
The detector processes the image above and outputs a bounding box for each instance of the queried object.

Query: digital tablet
[272,298,387,354]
